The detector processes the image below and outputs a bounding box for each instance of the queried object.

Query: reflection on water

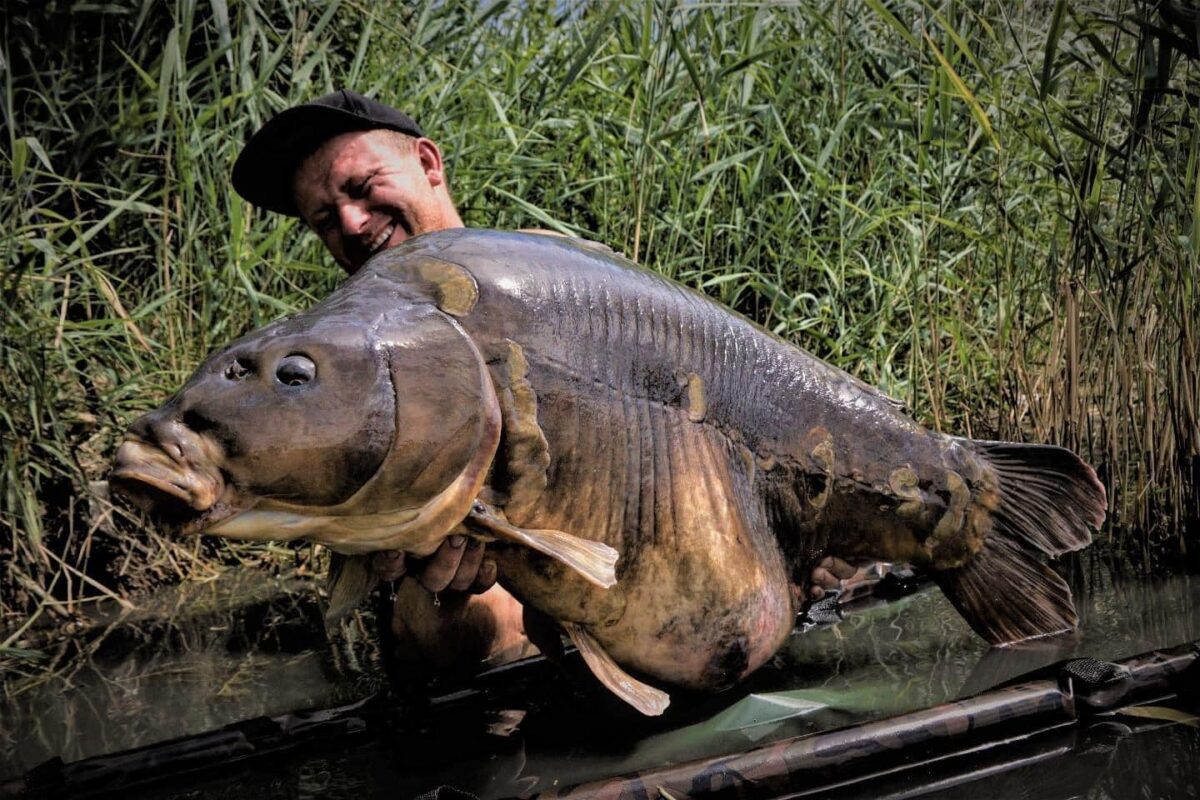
[0,571,379,780]
[1,548,1197,798]
[779,549,1200,711]
[810,715,1200,800]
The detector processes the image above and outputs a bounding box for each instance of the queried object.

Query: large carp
[112,229,1106,714]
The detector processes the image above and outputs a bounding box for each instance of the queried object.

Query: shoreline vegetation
[2,1,1198,653]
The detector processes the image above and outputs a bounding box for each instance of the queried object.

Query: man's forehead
[303,131,393,180]
[293,131,398,213]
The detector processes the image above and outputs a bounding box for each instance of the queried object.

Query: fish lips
[110,438,239,536]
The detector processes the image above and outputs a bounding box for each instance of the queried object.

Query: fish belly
[493,386,795,691]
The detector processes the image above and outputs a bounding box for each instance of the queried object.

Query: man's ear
[415,138,446,188]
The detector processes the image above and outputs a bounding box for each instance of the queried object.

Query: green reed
[2,0,1197,634]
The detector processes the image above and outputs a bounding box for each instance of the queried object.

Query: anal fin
[562,621,670,716]
[464,502,618,589]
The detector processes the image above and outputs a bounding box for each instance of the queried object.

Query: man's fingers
[373,550,407,582]
[470,558,499,595]
[416,535,468,592]
[811,566,838,593]
[809,557,863,599]
[382,536,493,593]
[447,539,486,591]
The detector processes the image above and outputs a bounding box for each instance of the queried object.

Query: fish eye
[276,354,316,387]
[224,358,253,381]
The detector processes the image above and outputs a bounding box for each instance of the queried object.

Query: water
[0,571,378,779]
[2,549,1197,798]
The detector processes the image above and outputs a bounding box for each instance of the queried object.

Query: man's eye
[350,178,371,198]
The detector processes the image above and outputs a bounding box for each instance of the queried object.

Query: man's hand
[372,535,499,594]
[376,537,537,669]
[806,556,882,603]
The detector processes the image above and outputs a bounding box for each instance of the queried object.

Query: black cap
[232,89,425,216]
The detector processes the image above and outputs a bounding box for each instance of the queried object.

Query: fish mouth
[110,439,239,535]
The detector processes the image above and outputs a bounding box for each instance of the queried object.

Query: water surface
[2,549,1197,798]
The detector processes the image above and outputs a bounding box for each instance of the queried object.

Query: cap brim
[232,105,389,217]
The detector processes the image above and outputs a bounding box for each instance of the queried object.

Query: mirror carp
[112,229,1106,714]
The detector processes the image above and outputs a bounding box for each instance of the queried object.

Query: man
[232,89,873,671]
[233,90,533,668]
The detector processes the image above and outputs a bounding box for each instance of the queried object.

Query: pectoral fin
[562,622,670,716]
[325,553,376,622]
[464,502,618,589]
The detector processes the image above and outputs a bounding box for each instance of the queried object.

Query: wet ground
[1,547,1197,798]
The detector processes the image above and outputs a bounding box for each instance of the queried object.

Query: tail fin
[936,441,1106,646]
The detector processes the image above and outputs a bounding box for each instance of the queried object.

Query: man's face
[292,130,458,272]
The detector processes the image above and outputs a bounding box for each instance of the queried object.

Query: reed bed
[2,0,1197,646]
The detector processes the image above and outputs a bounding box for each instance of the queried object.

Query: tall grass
[2,0,1197,635]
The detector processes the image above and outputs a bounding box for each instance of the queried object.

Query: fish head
[112,287,500,556]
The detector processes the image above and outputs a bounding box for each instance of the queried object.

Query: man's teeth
[368,223,395,252]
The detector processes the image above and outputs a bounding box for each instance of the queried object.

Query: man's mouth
[346,215,415,271]
[367,222,396,253]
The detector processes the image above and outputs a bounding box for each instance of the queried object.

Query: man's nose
[338,202,371,234]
